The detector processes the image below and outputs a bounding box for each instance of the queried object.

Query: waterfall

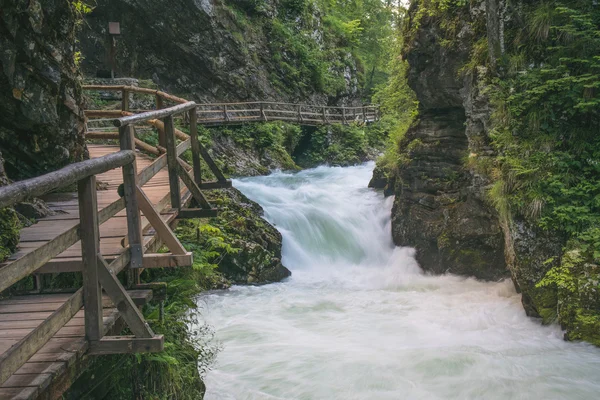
[201,162,600,400]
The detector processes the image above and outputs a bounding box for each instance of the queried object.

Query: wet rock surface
[206,188,291,284]
[391,6,507,280]
[0,0,85,180]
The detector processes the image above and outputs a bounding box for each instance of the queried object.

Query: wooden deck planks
[0,144,178,400]
[0,291,152,399]
[6,145,175,268]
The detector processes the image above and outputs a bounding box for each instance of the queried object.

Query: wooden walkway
[0,145,182,400]
[0,83,378,399]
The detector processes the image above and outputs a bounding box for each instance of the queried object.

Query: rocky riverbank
[373,0,600,345]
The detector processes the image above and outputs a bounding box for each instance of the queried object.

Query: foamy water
[200,163,600,399]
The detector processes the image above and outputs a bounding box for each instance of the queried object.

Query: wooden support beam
[0,289,83,385]
[157,95,166,147]
[89,335,164,355]
[96,256,154,338]
[142,252,193,268]
[136,138,190,187]
[78,176,103,342]
[176,208,219,219]
[122,89,130,111]
[164,115,181,210]
[136,186,187,256]
[198,143,227,182]
[189,109,202,185]
[176,159,212,209]
[120,125,143,270]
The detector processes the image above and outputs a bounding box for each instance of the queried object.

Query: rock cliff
[390,4,507,281]
[78,0,361,104]
[0,0,86,180]
[384,0,575,327]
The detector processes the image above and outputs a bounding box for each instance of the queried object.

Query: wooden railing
[196,101,380,126]
[82,84,380,126]
[0,92,227,385]
[82,85,232,200]
[0,145,145,384]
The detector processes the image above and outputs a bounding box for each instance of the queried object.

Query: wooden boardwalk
[0,145,182,400]
[0,83,378,399]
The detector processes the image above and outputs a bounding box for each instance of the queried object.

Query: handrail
[82,84,380,126]
[0,150,135,209]
[113,101,197,127]
[196,101,380,110]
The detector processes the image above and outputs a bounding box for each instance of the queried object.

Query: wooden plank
[78,176,103,342]
[89,335,164,355]
[13,361,65,376]
[0,313,52,322]
[96,256,153,338]
[0,225,79,293]
[136,187,186,255]
[0,387,38,399]
[0,290,83,386]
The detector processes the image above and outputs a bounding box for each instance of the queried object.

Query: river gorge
[200,163,600,399]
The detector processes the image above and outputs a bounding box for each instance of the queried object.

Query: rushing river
[201,163,600,400]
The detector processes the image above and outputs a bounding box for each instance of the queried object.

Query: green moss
[568,310,600,346]
[0,208,20,262]
[529,286,558,324]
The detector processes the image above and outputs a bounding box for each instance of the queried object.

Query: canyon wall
[78,0,361,104]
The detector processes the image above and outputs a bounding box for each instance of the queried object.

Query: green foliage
[482,1,600,342]
[98,220,236,399]
[371,14,418,180]
[0,208,20,263]
[294,122,387,167]
[224,0,396,98]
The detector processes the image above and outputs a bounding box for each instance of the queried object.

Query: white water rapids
[201,162,600,400]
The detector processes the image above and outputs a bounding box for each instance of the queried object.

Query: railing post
[298,105,302,123]
[78,175,103,342]
[362,106,367,123]
[342,107,346,125]
[122,89,130,112]
[189,108,202,185]
[223,105,229,122]
[164,115,181,210]
[156,96,166,147]
[322,107,326,124]
[119,125,143,272]
[260,103,267,121]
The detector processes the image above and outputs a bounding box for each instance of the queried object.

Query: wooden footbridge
[0,85,379,399]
